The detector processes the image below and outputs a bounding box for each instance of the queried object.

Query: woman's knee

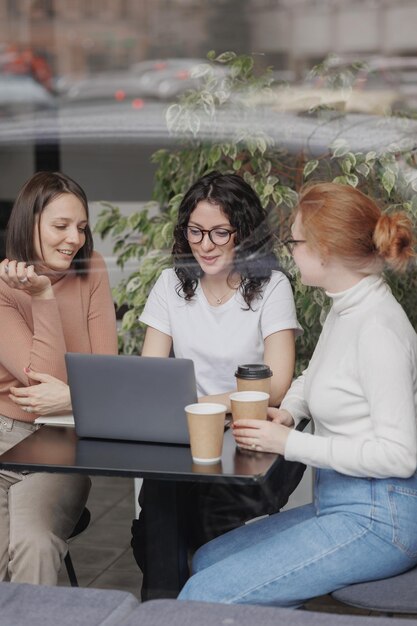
[11,527,66,560]
[192,541,213,573]
[179,570,214,602]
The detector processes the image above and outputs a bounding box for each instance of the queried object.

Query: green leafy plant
[96,51,417,373]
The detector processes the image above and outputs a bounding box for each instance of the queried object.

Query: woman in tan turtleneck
[0,171,117,585]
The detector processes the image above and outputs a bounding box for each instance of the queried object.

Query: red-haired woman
[179,182,417,607]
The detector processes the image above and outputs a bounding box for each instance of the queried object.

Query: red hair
[296,182,415,273]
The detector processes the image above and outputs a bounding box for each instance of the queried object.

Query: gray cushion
[332,566,417,613]
[0,582,139,626]
[125,599,417,626]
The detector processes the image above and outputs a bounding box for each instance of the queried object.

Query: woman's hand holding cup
[267,406,295,427]
[232,418,291,455]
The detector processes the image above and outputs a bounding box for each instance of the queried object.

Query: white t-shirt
[140,268,302,397]
[282,274,417,479]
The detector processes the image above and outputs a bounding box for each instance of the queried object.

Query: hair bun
[373,212,415,272]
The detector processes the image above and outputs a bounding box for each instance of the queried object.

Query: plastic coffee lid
[234,364,273,380]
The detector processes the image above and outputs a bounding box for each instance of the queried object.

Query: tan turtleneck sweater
[0,251,118,422]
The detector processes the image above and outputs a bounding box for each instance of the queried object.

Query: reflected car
[60,58,218,107]
[61,71,148,108]
[0,74,56,117]
[133,58,226,100]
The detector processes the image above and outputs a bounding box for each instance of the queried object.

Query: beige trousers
[0,416,91,585]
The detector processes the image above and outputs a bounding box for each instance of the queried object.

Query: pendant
[216,297,222,304]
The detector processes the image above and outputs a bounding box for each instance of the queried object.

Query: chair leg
[64,551,79,587]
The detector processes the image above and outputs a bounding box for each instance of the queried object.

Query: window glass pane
[1,0,417,278]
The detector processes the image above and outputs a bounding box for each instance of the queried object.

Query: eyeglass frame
[183,226,237,246]
[280,238,307,254]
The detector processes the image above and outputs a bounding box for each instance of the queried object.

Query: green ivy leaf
[260,161,272,177]
[332,175,348,185]
[355,163,370,177]
[209,144,222,166]
[365,151,377,163]
[165,104,182,131]
[228,144,237,160]
[256,137,267,154]
[215,51,237,64]
[126,276,142,294]
[121,309,137,331]
[188,112,201,136]
[272,189,283,205]
[161,222,174,244]
[381,169,396,196]
[345,173,359,187]
[303,159,319,178]
[343,152,357,172]
[331,139,349,158]
[341,158,352,174]
[281,187,298,208]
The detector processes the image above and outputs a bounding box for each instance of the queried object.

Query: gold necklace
[203,283,237,305]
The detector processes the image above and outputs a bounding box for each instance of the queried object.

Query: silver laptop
[65,353,197,444]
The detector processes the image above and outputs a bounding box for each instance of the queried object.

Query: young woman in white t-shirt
[132,171,304,597]
[140,171,301,406]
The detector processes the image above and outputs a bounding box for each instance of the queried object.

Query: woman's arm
[86,252,118,355]
[286,324,417,478]
[10,369,72,415]
[5,253,118,415]
[141,326,173,357]
[264,329,295,406]
[199,392,233,410]
[0,259,67,384]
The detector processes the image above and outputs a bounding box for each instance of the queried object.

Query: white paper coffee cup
[185,403,227,464]
[229,391,270,421]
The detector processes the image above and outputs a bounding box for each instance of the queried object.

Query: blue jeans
[178,469,417,607]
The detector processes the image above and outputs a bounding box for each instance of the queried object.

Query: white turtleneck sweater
[282,274,417,478]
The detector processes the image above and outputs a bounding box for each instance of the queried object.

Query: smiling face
[33,193,88,271]
[187,200,236,277]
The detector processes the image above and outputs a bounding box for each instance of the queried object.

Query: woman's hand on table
[0,259,53,299]
[9,369,72,415]
[232,417,291,455]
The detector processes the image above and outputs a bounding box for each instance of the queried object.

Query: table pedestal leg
[141,480,189,601]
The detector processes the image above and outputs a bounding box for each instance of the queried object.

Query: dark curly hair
[172,171,280,308]
[6,171,93,276]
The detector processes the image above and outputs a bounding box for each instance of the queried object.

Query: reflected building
[251,0,417,76]
[0,0,250,79]
[1,0,417,80]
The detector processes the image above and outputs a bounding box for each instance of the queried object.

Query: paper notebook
[34,415,75,427]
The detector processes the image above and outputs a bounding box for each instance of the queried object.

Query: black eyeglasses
[183,226,236,246]
[280,238,307,254]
